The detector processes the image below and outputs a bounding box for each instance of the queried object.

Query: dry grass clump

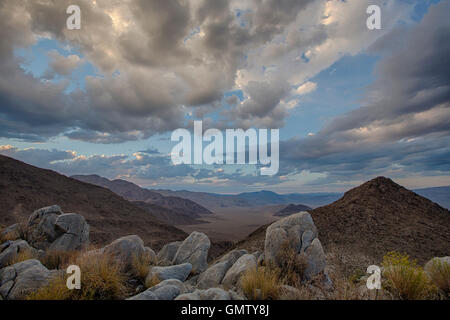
[145,273,160,289]
[241,266,280,300]
[28,252,127,300]
[132,253,152,282]
[382,251,436,300]
[426,259,450,296]
[8,249,37,265]
[39,250,80,270]
[275,240,307,286]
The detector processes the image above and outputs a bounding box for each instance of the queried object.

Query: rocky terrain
[0,205,332,300]
[72,175,213,225]
[234,177,450,271]
[1,204,448,300]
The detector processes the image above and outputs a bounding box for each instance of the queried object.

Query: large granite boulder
[221,254,257,288]
[157,241,181,265]
[101,235,147,274]
[0,240,39,269]
[264,212,327,280]
[146,263,192,282]
[0,259,57,300]
[173,232,210,274]
[128,279,190,300]
[176,288,232,300]
[25,205,89,251]
[197,249,247,289]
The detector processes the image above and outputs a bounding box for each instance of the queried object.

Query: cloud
[295,81,317,95]
[44,50,83,78]
[279,1,450,183]
[0,0,410,143]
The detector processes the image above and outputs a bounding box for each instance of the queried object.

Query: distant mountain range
[72,175,213,225]
[235,177,450,269]
[155,185,450,210]
[154,189,342,209]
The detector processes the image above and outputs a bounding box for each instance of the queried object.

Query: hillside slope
[72,175,213,225]
[0,155,187,250]
[235,177,450,267]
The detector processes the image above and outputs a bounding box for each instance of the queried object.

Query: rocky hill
[72,175,213,225]
[235,177,450,267]
[0,155,186,249]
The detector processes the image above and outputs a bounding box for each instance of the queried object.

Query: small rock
[146,263,192,282]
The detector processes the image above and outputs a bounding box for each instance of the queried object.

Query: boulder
[144,246,157,264]
[49,214,89,251]
[0,259,57,300]
[127,290,159,300]
[146,263,192,282]
[25,205,89,251]
[133,279,191,300]
[173,232,210,274]
[264,212,327,281]
[0,240,38,268]
[424,256,450,276]
[221,254,257,288]
[26,205,62,249]
[303,238,326,280]
[101,235,147,274]
[151,284,181,300]
[1,224,22,242]
[157,241,181,265]
[176,288,231,300]
[197,249,247,289]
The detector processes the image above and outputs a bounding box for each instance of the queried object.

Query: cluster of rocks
[127,211,332,300]
[3,206,447,300]
[0,207,333,300]
[0,205,89,299]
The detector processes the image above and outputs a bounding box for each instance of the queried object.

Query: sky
[0,0,449,193]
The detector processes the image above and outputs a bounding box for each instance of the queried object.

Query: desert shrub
[274,240,307,286]
[427,259,450,296]
[132,253,152,282]
[39,250,79,270]
[145,273,160,289]
[241,266,280,300]
[382,251,436,300]
[8,249,36,265]
[29,252,127,300]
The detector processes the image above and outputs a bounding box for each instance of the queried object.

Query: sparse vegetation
[426,259,450,296]
[39,250,79,270]
[275,239,307,286]
[132,252,152,282]
[8,249,36,266]
[382,251,436,300]
[241,266,280,300]
[145,274,160,289]
[28,252,127,300]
